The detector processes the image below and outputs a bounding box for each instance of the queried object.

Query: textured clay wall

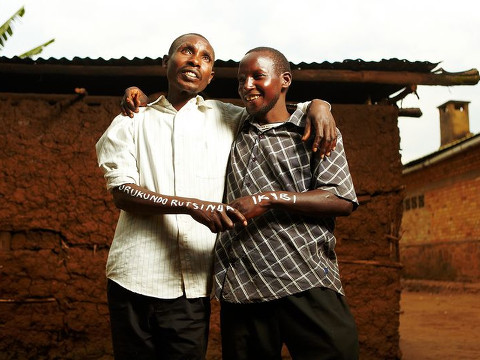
[401,143,480,282]
[0,94,119,360]
[0,94,403,360]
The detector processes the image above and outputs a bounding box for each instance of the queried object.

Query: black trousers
[107,279,211,360]
[220,287,359,360]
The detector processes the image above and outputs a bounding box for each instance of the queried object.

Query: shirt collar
[246,107,306,130]
[148,95,213,113]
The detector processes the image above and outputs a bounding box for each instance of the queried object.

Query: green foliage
[0,6,25,48]
[0,5,54,58]
[19,38,55,58]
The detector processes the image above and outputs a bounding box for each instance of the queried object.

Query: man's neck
[166,89,198,111]
[257,105,290,125]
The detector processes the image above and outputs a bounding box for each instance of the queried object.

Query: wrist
[251,192,296,209]
[251,193,273,209]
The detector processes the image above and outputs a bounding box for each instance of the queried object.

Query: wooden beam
[0,63,167,76]
[1,63,478,86]
[292,68,480,86]
[213,67,480,86]
[398,108,423,118]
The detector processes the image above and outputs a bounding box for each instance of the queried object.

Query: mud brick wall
[0,94,119,360]
[0,94,403,360]
[333,105,404,360]
[401,141,480,282]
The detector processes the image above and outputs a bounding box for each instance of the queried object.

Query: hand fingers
[227,207,247,226]
[331,137,337,153]
[218,210,235,230]
[204,210,232,233]
[310,121,324,154]
[324,126,337,156]
[317,138,332,159]
[216,207,247,231]
[127,95,139,112]
[200,211,223,233]
[132,92,142,110]
[302,117,312,142]
[317,131,337,159]
[121,88,142,118]
[208,217,223,233]
[207,207,248,233]
[120,96,137,118]
[312,128,325,155]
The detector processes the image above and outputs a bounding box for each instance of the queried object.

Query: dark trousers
[220,287,359,360]
[107,279,211,360]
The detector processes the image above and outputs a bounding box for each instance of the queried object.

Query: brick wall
[0,94,403,359]
[401,139,480,281]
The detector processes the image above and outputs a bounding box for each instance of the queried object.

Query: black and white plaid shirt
[214,109,358,303]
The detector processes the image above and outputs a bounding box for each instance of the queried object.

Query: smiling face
[237,50,291,122]
[164,34,215,102]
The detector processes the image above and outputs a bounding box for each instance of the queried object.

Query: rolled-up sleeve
[95,115,139,190]
[312,129,359,208]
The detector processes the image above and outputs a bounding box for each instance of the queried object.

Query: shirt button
[259,134,265,139]
[252,157,257,162]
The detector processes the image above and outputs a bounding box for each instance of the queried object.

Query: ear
[207,69,215,84]
[281,72,292,90]
[162,55,169,67]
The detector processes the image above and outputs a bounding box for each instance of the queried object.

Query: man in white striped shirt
[96,33,336,360]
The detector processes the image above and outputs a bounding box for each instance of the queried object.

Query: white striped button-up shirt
[96,95,246,299]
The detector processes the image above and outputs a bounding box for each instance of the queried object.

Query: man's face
[237,51,284,117]
[165,35,215,95]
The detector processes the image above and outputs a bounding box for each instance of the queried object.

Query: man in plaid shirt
[214,47,359,360]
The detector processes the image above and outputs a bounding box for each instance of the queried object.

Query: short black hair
[245,47,291,75]
[168,33,215,60]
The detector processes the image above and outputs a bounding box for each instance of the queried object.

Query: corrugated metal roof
[0,55,440,72]
[0,56,474,104]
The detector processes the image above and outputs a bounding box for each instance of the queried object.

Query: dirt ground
[399,283,480,360]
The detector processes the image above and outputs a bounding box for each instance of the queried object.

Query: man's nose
[243,77,254,89]
[188,53,200,66]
